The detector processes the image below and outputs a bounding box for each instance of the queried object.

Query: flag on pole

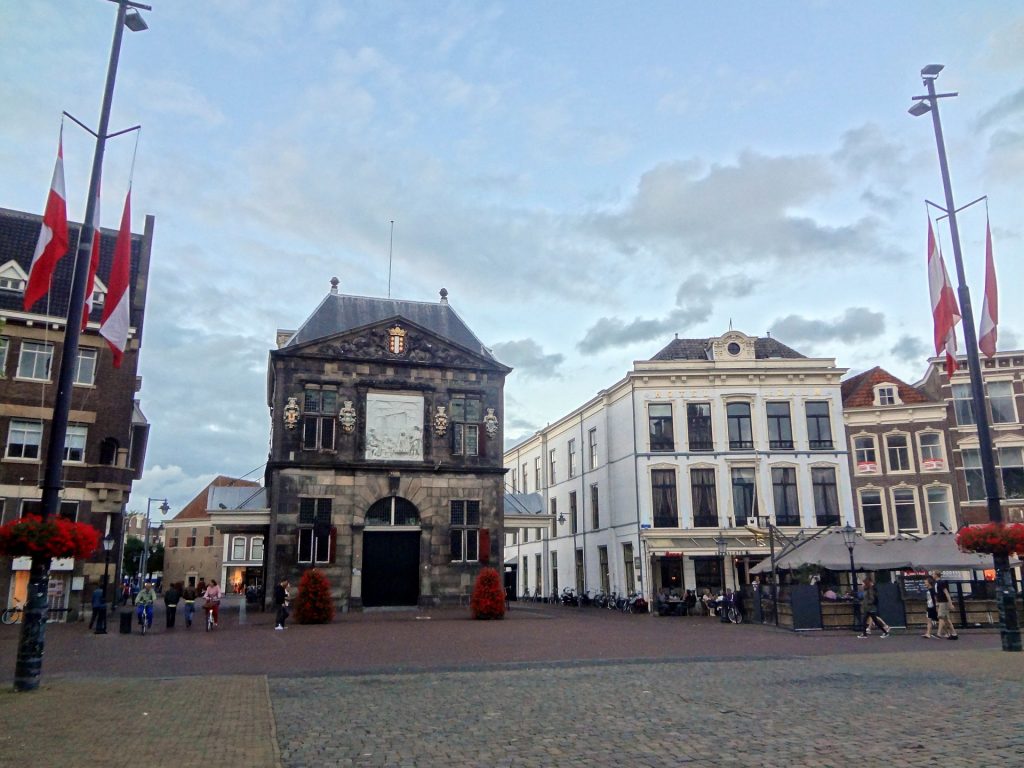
[979,216,998,358]
[82,184,101,330]
[99,189,132,368]
[24,134,69,310]
[927,219,961,377]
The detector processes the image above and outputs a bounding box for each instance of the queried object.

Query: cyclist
[135,581,157,630]
[201,579,223,627]
[181,583,198,628]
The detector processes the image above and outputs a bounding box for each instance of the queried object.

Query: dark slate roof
[171,476,261,522]
[0,207,146,328]
[504,492,545,516]
[284,284,498,361]
[841,366,933,407]
[650,336,806,361]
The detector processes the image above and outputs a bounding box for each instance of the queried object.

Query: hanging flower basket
[956,523,1024,558]
[0,515,99,560]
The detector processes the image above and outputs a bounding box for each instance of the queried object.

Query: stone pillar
[349,522,363,611]
[419,520,434,606]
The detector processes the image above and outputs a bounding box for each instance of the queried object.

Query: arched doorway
[362,496,421,607]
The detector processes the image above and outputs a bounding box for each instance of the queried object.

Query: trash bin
[120,610,133,634]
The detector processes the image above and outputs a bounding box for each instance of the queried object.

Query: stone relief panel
[365,392,424,461]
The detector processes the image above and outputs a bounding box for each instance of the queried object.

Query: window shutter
[479,529,490,564]
[329,526,337,563]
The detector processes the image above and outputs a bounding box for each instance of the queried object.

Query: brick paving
[0,602,1022,767]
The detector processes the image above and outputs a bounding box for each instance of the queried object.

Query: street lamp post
[910,65,1021,653]
[841,524,860,630]
[715,536,730,623]
[14,0,150,693]
[140,498,169,583]
[94,535,115,634]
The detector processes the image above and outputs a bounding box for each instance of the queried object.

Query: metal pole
[847,545,860,631]
[140,498,153,582]
[15,0,130,692]
[919,73,1021,652]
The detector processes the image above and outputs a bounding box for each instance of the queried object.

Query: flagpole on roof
[909,65,1020,653]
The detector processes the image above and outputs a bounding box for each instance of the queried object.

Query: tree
[470,567,506,620]
[122,536,143,577]
[293,568,335,624]
[147,543,165,574]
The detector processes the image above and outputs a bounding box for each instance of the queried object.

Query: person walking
[164,582,181,629]
[933,571,959,640]
[922,575,939,639]
[90,583,107,634]
[274,579,291,630]
[857,576,890,638]
[181,583,198,628]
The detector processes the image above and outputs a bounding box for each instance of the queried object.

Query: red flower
[0,515,99,560]
[957,523,1024,557]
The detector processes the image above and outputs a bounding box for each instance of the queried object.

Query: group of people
[857,571,959,640]
[131,578,222,629]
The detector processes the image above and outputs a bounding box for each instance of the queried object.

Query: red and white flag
[979,216,998,358]
[82,184,101,330]
[24,134,69,310]
[99,189,132,368]
[927,219,961,377]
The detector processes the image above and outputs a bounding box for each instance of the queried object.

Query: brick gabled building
[0,206,153,617]
[265,279,511,610]
[841,366,958,536]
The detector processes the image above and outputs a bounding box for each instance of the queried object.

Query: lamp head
[921,63,944,79]
[159,500,170,515]
[102,534,115,552]
[908,100,932,117]
[840,523,857,548]
[124,9,148,32]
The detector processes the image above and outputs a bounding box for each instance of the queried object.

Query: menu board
[901,571,930,598]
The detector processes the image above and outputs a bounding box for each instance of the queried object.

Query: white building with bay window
[504,330,855,602]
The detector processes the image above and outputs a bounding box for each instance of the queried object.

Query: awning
[750,530,911,574]
[903,531,1000,571]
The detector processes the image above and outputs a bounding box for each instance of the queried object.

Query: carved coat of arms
[283,397,300,430]
[433,406,448,437]
[339,400,357,433]
[484,407,499,438]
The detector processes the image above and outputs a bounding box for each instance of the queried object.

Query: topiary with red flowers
[470,566,506,620]
[293,568,335,624]
[0,515,99,560]
[956,523,1024,557]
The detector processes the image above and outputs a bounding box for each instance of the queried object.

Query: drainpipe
[630,374,646,603]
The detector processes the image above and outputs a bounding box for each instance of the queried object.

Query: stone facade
[265,282,510,610]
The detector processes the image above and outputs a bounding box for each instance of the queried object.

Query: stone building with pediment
[265,279,511,610]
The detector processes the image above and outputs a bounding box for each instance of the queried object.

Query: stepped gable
[840,366,933,407]
[283,283,497,362]
[650,336,805,361]
[171,475,260,522]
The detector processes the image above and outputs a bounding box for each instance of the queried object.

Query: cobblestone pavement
[1,604,1021,767]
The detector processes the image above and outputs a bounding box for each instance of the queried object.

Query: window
[569,491,578,534]
[450,500,480,562]
[74,348,97,386]
[509,467,516,493]
[99,437,119,466]
[590,484,600,529]
[298,497,332,564]
[535,554,542,594]
[549,449,557,484]
[812,467,840,526]
[687,403,713,451]
[651,469,678,527]
[588,428,598,469]
[168,534,178,548]
[17,341,53,381]
[918,433,945,470]
[649,403,674,452]
[727,403,753,450]
[6,419,42,459]
[771,466,800,526]
[0,274,25,292]
[521,463,528,493]
[962,449,985,502]
[64,424,87,463]
[187,527,197,547]
[535,457,541,489]
[251,536,264,562]
[550,498,557,533]
[876,386,897,406]
[551,551,559,593]
[20,500,77,520]
[892,488,919,531]
[598,546,610,593]
[575,549,585,593]
[731,467,757,523]
[999,447,1024,499]
[623,543,635,590]
[805,402,833,449]
[0,337,8,377]
[952,384,975,426]
[766,402,793,450]
[854,436,879,473]
[988,381,1016,424]
[690,468,718,527]
[568,439,577,477]
[366,496,419,526]
[860,490,885,534]
[885,433,912,473]
[231,536,246,560]
[926,487,953,532]
[302,388,337,451]
[522,557,529,591]
[204,529,215,546]
[450,396,482,457]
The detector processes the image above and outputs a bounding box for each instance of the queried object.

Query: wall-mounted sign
[365,392,424,461]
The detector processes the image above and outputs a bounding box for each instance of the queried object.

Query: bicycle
[2,601,26,625]
[205,601,219,631]
[136,603,153,635]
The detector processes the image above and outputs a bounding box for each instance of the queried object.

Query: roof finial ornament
[729,317,733,331]
[439,287,448,305]
[330,277,339,295]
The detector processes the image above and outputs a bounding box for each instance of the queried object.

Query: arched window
[99,437,119,466]
[366,496,419,526]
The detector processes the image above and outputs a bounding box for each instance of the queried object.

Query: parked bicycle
[1,601,26,625]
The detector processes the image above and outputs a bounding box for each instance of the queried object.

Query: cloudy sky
[2,2,1023,521]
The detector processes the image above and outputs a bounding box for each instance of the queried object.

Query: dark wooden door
[362,531,420,607]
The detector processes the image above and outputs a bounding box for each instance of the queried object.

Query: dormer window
[873,384,900,406]
[0,260,28,294]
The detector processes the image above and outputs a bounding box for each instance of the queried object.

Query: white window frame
[998,445,1024,500]
[231,536,247,561]
[64,424,87,463]
[952,383,975,426]
[884,431,914,474]
[6,419,43,460]
[568,438,577,478]
[961,448,985,502]
[987,380,1017,424]
[0,337,8,377]
[917,431,946,472]
[858,486,888,535]
[74,347,98,386]
[16,341,54,381]
[925,484,954,533]
[852,434,879,475]
[250,536,264,562]
[449,499,480,563]
[873,384,901,406]
[890,486,921,532]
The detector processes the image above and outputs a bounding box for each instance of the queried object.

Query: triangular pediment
[278,316,510,372]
